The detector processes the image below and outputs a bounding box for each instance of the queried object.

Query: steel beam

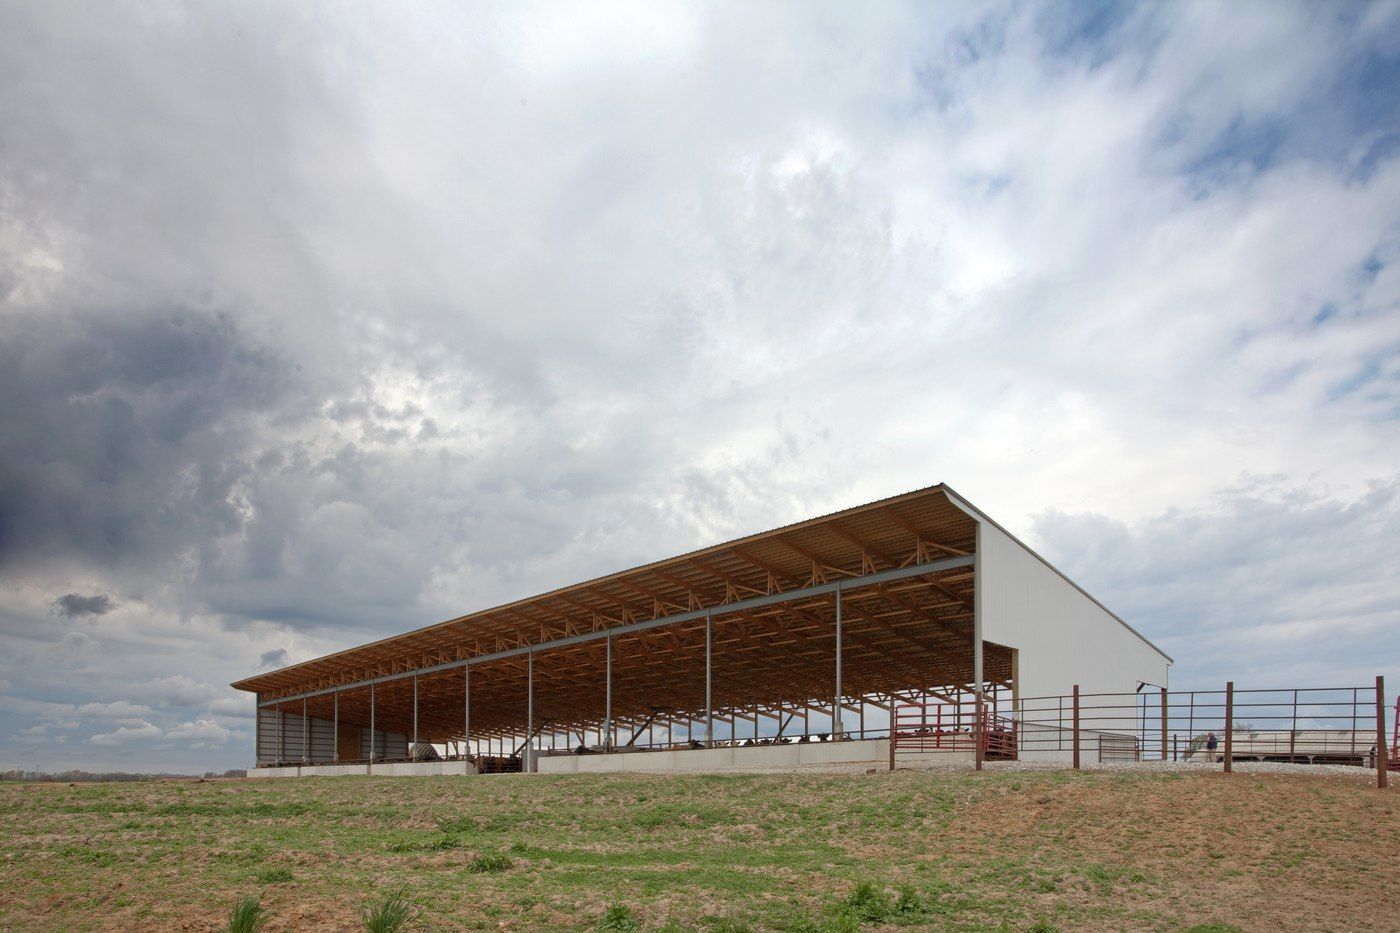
[257,554,975,707]
[624,708,659,747]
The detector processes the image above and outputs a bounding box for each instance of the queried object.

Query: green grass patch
[468,852,513,873]
[598,904,640,932]
[252,866,293,884]
[0,768,1384,932]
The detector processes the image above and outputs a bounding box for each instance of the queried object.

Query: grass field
[1,766,1395,931]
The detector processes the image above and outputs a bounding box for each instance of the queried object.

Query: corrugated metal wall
[255,708,406,763]
[361,726,408,760]
[978,520,1170,706]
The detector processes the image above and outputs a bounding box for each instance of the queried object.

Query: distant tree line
[0,768,246,782]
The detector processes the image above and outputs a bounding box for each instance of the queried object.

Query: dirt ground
[0,766,1395,931]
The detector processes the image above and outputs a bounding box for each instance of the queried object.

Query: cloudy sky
[1,1,1397,773]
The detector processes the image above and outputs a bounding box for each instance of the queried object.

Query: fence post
[1160,687,1168,761]
[1378,675,1389,790]
[1223,681,1234,773]
[1072,685,1080,770]
[1173,733,1178,762]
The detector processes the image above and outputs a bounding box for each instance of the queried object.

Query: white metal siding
[979,520,1169,701]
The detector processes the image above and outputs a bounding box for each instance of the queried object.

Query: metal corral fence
[1006,676,1392,789]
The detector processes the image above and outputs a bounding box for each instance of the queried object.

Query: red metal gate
[1391,696,1399,773]
[890,701,1017,760]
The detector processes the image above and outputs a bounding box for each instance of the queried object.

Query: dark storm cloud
[52,594,114,618]
[258,648,287,669]
[0,309,306,570]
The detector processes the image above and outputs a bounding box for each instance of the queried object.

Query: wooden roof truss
[243,486,1015,744]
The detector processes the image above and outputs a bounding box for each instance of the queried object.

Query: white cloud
[9,725,69,747]
[136,675,218,707]
[164,719,231,747]
[58,632,98,653]
[208,697,256,718]
[75,701,153,719]
[0,693,79,721]
[87,721,162,746]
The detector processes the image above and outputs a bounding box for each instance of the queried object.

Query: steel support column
[972,521,985,771]
[333,689,339,763]
[464,665,471,759]
[605,634,613,750]
[705,611,713,747]
[302,698,308,764]
[526,650,534,772]
[369,683,376,762]
[412,674,419,752]
[834,583,843,737]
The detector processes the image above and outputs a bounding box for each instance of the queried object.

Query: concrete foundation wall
[535,739,975,773]
[536,740,874,773]
[248,739,993,777]
[248,760,478,778]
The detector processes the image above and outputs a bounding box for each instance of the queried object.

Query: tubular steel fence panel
[260,677,1391,789]
[1008,676,1391,788]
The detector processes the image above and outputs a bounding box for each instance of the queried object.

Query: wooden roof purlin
[234,485,984,714]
